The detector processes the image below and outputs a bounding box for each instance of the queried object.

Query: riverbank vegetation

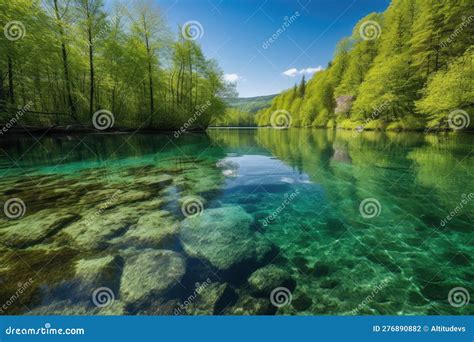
[256,0,473,131]
[0,0,229,131]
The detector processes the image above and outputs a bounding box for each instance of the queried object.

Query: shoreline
[0,125,472,137]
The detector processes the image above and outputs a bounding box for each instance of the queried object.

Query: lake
[0,129,472,315]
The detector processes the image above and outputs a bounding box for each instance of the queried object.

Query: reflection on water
[0,129,472,315]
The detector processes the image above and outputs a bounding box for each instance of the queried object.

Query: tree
[51,0,76,119]
[298,75,306,97]
[75,0,106,116]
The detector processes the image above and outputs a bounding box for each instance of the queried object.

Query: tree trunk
[142,15,154,126]
[7,54,14,104]
[86,2,95,116]
[0,68,5,110]
[53,0,76,119]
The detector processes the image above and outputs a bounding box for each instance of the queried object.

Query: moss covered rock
[120,249,185,304]
[179,206,273,271]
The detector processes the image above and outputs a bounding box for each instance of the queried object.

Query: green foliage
[257,0,473,131]
[225,94,276,113]
[0,0,226,130]
[416,47,473,129]
[213,108,256,127]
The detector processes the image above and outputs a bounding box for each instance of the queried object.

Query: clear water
[0,129,472,315]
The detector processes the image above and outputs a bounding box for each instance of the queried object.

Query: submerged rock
[292,292,313,311]
[134,174,173,189]
[184,282,237,315]
[71,255,123,299]
[248,265,295,295]
[179,206,274,271]
[120,249,185,304]
[61,206,142,251]
[225,294,276,315]
[26,299,126,315]
[0,210,80,248]
[100,190,153,211]
[113,211,178,249]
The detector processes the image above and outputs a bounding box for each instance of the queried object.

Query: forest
[1,0,473,132]
[0,0,231,131]
[256,0,473,131]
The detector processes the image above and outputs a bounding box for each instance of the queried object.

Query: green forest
[0,0,232,131]
[1,0,473,132]
[256,0,473,131]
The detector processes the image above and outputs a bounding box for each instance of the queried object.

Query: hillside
[213,94,276,127]
[256,0,473,131]
[226,94,277,113]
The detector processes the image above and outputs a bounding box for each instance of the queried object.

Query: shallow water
[0,129,472,315]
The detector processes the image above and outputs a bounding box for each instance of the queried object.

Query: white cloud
[282,66,324,77]
[299,66,324,75]
[282,68,298,77]
[224,73,242,82]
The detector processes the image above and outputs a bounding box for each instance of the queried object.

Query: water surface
[0,129,472,315]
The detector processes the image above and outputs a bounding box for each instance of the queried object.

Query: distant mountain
[225,94,276,113]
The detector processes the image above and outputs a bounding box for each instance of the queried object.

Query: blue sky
[160,0,390,97]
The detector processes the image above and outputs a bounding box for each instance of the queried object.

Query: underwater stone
[0,210,80,248]
[225,294,276,315]
[134,174,173,189]
[248,265,295,295]
[179,206,271,271]
[26,299,126,315]
[292,292,313,311]
[100,190,153,211]
[113,211,178,249]
[61,206,142,251]
[185,282,236,315]
[72,255,123,298]
[120,249,185,304]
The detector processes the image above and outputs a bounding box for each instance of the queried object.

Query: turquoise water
[0,129,472,315]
